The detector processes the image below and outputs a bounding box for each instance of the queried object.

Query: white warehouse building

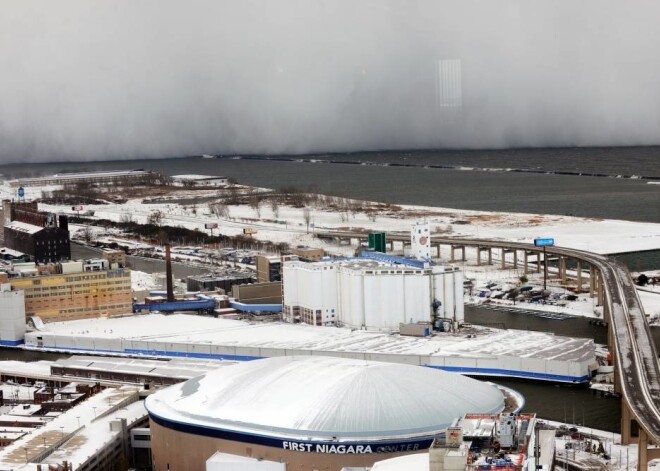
[283,257,464,331]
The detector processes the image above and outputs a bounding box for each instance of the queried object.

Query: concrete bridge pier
[558,257,567,283]
[476,247,492,266]
[621,402,660,471]
[597,271,604,307]
[576,262,583,292]
[499,248,519,270]
[590,267,596,298]
[589,268,605,306]
[523,251,541,275]
[450,245,466,263]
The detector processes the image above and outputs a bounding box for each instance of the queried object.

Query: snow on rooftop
[0,360,53,377]
[171,174,226,180]
[0,385,143,469]
[4,220,43,235]
[371,453,430,471]
[52,355,232,380]
[145,356,504,440]
[31,314,594,362]
[11,169,148,182]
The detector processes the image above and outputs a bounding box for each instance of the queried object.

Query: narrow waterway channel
[47,244,660,433]
[464,305,660,433]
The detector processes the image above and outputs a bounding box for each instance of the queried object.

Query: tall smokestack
[58,215,69,231]
[165,243,174,303]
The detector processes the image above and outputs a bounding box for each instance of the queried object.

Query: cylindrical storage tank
[453,269,465,323]
[433,269,446,318]
[340,269,364,328]
[444,270,455,321]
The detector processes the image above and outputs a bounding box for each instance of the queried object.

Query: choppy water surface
[1,147,659,222]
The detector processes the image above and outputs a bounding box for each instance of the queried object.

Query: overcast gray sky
[1,0,659,163]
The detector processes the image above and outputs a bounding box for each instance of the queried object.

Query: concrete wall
[150,420,423,471]
[234,282,282,304]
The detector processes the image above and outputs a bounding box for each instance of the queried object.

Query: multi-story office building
[256,255,281,283]
[10,266,132,323]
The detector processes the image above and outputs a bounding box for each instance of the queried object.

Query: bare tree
[147,210,165,226]
[82,225,94,244]
[349,199,362,218]
[270,199,280,219]
[303,207,312,233]
[209,202,229,218]
[120,211,134,224]
[227,185,240,205]
[250,195,262,218]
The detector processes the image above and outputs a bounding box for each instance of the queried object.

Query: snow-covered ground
[130,270,159,292]
[541,419,660,471]
[4,178,660,321]
[26,185,660,257]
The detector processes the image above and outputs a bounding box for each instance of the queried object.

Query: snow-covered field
[3,178,660,321]
[20,181,660,257]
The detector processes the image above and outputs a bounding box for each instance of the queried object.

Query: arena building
[145,356,506,471]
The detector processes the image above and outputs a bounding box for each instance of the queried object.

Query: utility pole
[543,246,548,291]
[534,238,554,290]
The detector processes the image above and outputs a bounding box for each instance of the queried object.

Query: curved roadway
[430,236,660,443]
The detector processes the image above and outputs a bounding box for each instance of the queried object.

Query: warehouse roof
[4,221,42,235]
[145,356,504,440]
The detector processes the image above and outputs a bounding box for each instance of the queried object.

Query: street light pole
[543,246,548,291]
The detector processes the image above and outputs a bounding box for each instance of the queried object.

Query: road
[430,236,660,445]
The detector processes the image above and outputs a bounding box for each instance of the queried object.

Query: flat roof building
[10,266,131,323]
[187,271,254,294]
[256,255,281,283]
[2,201,70,264]
[171,174,228,187]
[9,169,154,187]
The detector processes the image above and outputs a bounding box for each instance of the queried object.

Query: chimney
[58,215,69,231]
[165,243,174,302]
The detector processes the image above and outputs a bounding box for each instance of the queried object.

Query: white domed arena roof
[145,356,504,441]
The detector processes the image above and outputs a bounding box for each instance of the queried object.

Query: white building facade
[411,221,431,260]
[0,284,26,345]
[171,175,228,187]
[283,259,464,331]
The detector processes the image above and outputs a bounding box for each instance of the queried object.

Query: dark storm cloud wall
[1,0,659,163]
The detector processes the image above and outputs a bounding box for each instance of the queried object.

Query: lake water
[3,147,660,432]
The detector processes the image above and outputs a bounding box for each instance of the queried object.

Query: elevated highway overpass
[317,232,660,469]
